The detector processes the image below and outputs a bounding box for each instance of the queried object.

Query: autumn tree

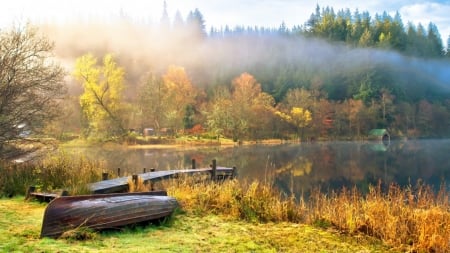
[73,54,128,139]
[276,107,312,141]
[284,88,315,111]
[311,99,334,138]
[232,72,275,140]
[206,73,276,141]
[162,65,197,132]
[346,99,364,137]
[0,25,65,151]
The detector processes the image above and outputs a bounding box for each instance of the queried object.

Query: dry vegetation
[0,151,103,196]
[154,177,449,252]
[1,154,448,252]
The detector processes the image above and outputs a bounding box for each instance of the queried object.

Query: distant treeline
[210,5,449,59]
[44,5,450,141]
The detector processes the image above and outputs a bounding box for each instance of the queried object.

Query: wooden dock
[89,164,235,194]
[25,186,69,202]
[25,160,235,199]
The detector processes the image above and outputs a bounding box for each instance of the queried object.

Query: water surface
[65,139,450,196]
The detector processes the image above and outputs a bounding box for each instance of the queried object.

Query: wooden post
[192,159,196,170]
[25,186,36,200]
[149,170,155,190]
[211,159,217,180]
[117,168,121,177]
[150,179,154,191]
[143,168,146,173]
[232,166,237,179]
[132,174,138,188]
[102,172,109,180]
[61,190,69,196]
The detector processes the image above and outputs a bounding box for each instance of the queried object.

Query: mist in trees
[5,4,450,142]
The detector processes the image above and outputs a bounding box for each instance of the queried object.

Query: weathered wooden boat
[40,191,178,238]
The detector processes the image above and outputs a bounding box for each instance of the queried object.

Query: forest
[2,4,450,146]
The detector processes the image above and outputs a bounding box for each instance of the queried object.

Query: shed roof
[369,129,389,136]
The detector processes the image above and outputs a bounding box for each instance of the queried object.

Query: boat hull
[40,192,178,238]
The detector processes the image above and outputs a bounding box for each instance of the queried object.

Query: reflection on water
[64,139,450,196]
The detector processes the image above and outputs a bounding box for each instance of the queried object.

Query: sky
[0,0,449,43]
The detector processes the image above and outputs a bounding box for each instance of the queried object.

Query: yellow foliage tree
[73,53,127,139]
[276,107,312,141]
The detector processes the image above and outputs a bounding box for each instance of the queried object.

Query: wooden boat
[40,191,178,238]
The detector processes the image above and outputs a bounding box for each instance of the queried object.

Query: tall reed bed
[309,181,449,252]
[0,151,104,196]
[0,161,36,197]
[162,177,449,252]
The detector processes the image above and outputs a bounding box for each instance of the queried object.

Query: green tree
[359,28,373,47]
[390,11,407,51]
[160,1,170,30]
[183,104,195,130]
[0,25,65,151]
[426,22,444,57]
[187,8,206,39]
[446,36,450,57]
[353,73,375,105]
[73,53,128,139]
[206,95,236,140]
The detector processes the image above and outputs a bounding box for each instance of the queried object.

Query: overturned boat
[40,191,178,238]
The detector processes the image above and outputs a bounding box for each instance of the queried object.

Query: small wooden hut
[368,129,390,143]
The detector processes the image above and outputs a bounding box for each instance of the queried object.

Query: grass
[0,196,393,253]
[1,153,449,252]
[161,177,449,252]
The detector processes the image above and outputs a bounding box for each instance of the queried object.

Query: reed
[127,176,151,192]
[37,151,104,195]
[163,176,307,222]
[162,177,449,252]
[0,151,104,196]
[0,162,35,197]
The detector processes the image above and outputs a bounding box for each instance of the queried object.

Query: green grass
[0,196,394,253]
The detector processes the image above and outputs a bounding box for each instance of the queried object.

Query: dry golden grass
[0,151,104,196]
[309,182,450,252]
[127,176,152,192]
[163,177,307,223]
[157,177,449,252]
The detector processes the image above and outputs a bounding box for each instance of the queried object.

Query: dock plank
[89,167,234,194]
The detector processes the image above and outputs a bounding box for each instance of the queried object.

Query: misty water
[66,139,450,197]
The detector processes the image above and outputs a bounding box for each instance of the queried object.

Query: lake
[65,139,450,197]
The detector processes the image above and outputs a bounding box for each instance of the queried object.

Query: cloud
[399,2,450,39]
